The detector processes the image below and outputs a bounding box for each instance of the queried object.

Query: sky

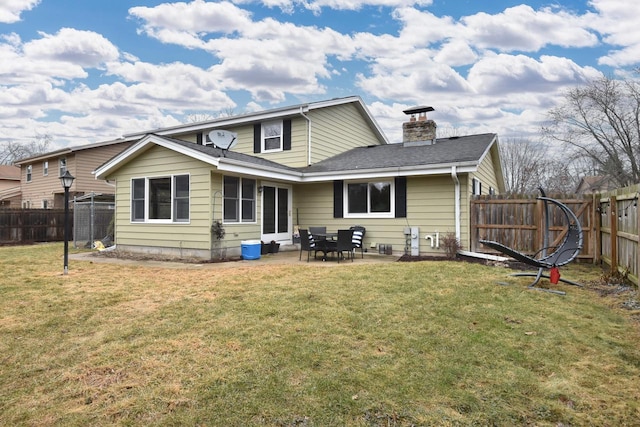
[1,0,639,151]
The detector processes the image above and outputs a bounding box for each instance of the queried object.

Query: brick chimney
[402,106,436,145]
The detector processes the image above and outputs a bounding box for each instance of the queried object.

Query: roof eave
[301,162,479,182]
[94,135,222,179]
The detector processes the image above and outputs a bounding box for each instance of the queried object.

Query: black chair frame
[479,190,583,295]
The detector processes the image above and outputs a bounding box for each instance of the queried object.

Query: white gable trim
[94,134,221,180]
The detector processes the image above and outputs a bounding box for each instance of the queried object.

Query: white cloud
[0,28,121,87]
[131,2,359,103]
[462,5,598,52]
[2,0,640,149]
[25,28,120,67]
[0,0,39,24]
[129,1,253,36]
[253,0,433,14]
[588,0,640,67]
[467,53,601,94]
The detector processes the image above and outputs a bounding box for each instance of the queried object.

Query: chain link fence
[73,197,115,248]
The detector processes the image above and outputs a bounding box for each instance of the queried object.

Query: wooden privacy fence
[597,184,639,284]
[471,187,640,286]
[0,209,71,244]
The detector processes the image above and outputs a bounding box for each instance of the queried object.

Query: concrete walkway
[70,247,400,269]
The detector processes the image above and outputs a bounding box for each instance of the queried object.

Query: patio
[70,245,400,269]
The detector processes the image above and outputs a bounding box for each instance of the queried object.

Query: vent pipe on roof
[402,106,436,146]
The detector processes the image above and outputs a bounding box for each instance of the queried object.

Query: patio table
[313,232,338,260]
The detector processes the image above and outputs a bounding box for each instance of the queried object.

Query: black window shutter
[253,124,261,153]
[333,180,344,218]
[283,119,291,151]
[395,176,407,218]
[197,133,203,145]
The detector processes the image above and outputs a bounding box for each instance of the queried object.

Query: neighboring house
[575,175,617,195]
[0,165,21,207]
[14,140,135,209]
[95,96,505,259]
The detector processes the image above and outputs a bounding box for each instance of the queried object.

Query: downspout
[451,166,461,241]
[299,107,312,165]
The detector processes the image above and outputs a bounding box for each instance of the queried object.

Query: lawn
[1,243,639,426]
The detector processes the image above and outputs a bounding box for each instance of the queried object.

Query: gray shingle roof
[302,133,497,173]
[160,133,496,176]
[164,136,300,172]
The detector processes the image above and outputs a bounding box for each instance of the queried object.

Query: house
[94,96,505,259]
[14,140,135,209]
[0,165,21,207]
[575,175,617,195]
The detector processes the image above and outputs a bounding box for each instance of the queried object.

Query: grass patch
[1,243,639,426]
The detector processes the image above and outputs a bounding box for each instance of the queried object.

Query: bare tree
[185,108,240,124]
[543,72,640,187]
[499,137,549,194]
[0,134,51,165]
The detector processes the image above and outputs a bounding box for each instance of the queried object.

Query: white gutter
[299,106,312,165]
[451,166,461,240]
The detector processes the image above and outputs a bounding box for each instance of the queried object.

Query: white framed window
[223,176,256,223]
[262,120,282,152]
[26,165,32,182]
[130,174,190,223]
[42,200,49,209]
[344,180,394,218]
[43,161,48,176]
[59,158,67,176]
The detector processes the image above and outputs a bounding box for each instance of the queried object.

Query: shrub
[441,232,462,259]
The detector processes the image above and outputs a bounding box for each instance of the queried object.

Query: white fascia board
[94,135,220,179]
[123,106,310,139]
[476,135,498,164]
[306,96,360,110]
[301,162,479,182]
[94,139,150,179]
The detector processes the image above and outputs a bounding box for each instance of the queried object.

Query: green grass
[1,243,639,426]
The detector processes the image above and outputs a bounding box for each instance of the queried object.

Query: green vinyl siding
[309,103,383,164]
[111,145,212,251]
[293,175,468,256]
[473,147,500,195]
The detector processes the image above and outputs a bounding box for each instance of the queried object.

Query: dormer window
[262,120,283,152]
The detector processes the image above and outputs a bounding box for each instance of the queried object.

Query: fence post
[609,195,617,275]
[593,193,601,265]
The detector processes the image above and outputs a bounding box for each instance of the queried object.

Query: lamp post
[60,171,75,275]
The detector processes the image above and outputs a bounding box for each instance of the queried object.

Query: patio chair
[299,229,319,262]
[350,226,366,258]
[336,229,354,263]
[479,189,583,295]
[309,226,327,239]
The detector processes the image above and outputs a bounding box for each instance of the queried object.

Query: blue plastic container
[241,240,261,260]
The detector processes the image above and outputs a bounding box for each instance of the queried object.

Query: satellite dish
[208,130,238,151]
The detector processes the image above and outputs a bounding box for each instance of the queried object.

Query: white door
[261,183,291,243]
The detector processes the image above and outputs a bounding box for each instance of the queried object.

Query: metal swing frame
[479,189,583,295]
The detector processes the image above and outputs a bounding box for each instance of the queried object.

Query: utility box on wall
[404,227,420,256]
